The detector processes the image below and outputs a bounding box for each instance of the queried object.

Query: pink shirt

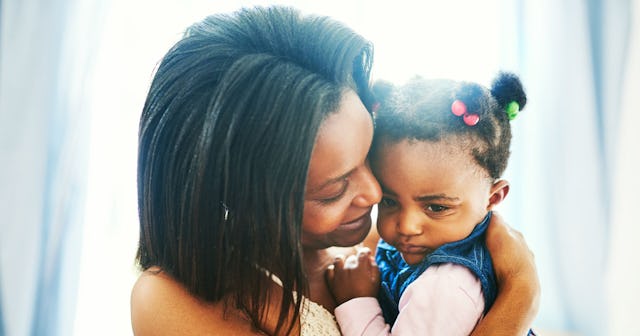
[334,263,485,336]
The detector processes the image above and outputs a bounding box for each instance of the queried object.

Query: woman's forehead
[306,91,372,189]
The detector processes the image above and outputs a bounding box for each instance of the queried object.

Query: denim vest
[376,212,498,325]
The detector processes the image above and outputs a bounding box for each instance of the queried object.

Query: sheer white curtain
[507,0,608,334]
[499,1,637,335]
[1,1,637,335]
[607,1,640,334]
[511,1,638,335]
[0,0,106,335]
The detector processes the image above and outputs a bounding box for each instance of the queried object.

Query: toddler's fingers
[344,254,358,269]
[357,247,371,260]
[356,249,373,271]
[333,254,346,270]
[356,246,371,257]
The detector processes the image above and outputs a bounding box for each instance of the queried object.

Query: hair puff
[372,80,396,106]
[490,72,527,111]
[453,83,494,119]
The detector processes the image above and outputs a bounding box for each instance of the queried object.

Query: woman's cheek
[302,202,347,234]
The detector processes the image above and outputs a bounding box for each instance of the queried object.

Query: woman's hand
[472,211,540,335]
[486,212,538,289]
[325,248,380,306]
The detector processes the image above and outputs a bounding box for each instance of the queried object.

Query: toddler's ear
[487,179,510,210]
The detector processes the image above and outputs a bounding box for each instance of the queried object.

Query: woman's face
[301,90,382,249]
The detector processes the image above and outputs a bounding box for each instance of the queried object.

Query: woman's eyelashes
[317,178,350,204]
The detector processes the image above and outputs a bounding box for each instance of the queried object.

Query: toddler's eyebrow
[416,194,460,202]
[379,184,460,203]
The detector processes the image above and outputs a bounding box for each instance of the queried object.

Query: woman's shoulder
[130,267,261,335]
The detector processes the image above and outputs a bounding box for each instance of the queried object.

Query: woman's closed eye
[317,178,349,204]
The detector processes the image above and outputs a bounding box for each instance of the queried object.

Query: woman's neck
[302,246,359,313]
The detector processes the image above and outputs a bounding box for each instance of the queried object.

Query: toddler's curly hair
[372,72,527,179]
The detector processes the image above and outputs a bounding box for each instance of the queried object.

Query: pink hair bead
[451,100,467,116]
[463,113,480,126]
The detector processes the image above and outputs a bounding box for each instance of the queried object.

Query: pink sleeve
[393,263,485,335]
[334,263,485,336]
[334,297,390,336]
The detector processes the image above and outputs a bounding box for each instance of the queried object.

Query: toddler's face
[371,138,497,265]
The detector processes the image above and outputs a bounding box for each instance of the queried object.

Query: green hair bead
[506,101,519,120]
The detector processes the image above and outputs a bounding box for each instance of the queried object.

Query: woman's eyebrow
[307,168,354,194]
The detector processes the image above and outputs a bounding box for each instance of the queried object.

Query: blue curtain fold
[502,0,632,335]
[0,8,5,336]
[0,284,4,336]
[0,0,105,334]
[606,1,640,334]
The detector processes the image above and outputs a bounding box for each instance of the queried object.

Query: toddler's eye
[379,197,397,208]
[426,204,448,212]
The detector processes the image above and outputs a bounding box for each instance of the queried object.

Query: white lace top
[266,270,341,335]
[300,296,341,336]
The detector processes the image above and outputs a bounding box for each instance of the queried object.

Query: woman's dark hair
[136,6,373,334]
[371,72,526,179]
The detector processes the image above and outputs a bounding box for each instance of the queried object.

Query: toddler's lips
[397,244,429,255]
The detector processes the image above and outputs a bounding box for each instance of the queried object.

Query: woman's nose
[352,161,382,208]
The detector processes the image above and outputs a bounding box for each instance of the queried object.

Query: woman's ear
[487,179,510,210]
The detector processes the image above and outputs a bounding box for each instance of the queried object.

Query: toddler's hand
[325,247,380,306]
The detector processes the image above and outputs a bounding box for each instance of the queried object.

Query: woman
[131,6,539,335]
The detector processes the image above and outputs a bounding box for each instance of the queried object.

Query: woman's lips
[337,210,372,232]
